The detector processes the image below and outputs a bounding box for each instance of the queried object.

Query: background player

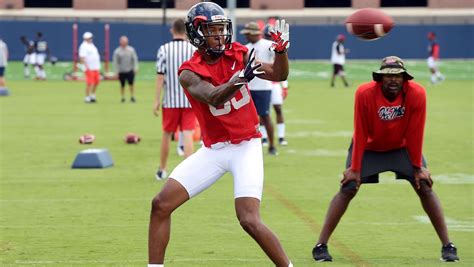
[241,21,278,155]
[312,56,459,263]
[330,34,349,88]
[20,36,35,78]
[79,32,101,103]
[0,38,8,89]
[148,3,293,266]
[113,35,139,103]
[427,31,445,84]
[153,19,196,180]
[33,32,49,80]
[264,24,288,146]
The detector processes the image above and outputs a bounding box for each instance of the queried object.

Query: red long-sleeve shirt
[350,81,426,172]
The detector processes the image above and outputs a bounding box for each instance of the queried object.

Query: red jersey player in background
[148,2,293,267]
[427,32,445,84]
[312,56,459,262]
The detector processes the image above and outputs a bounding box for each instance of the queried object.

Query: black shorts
[333,64,344,75]
[119,71,135,87]
[0,67,5,76]
[250,90,272,116]
[345,142,427,184]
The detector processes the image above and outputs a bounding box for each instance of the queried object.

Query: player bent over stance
[312,56,459,262]
[148,2,293,266]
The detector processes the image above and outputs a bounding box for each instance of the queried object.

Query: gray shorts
[345,142,427,184]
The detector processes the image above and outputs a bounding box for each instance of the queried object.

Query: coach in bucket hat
[240,21,262,35]
[373,56,414,82]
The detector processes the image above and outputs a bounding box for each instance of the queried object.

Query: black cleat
[441,242,459,262]
[268,147,278,156]
[313,243,333,262]
[131,97,136,103]
[121,98,125,103]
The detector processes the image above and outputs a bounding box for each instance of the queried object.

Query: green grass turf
[1,60,473,266]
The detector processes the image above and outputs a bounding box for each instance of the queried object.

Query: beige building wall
[175,0,200,10]
[0,0,23,9]
[74,0,126,10]
[251,0,304,9]
[352,0,380,8]
[429,0,474,8]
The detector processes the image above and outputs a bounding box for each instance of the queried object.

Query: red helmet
[337,34,346,41]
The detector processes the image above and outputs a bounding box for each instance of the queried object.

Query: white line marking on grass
[16,258,271,264]
[379,173,474,185]
[413,216,474,232]
[287,149,346,157]
[286,119,325,125]
[287,130,352,138]
[433,173,474,184]
[0,198,148,202]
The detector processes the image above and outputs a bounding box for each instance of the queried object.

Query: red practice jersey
[351,81,426,172]
[178,42,261,147]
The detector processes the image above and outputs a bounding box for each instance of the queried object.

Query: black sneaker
[155,169,168,181]
[312,243,333,262]
[441,242,459,262]
[268,147,278,156]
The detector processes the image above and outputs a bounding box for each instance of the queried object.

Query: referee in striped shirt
[153,19,197,180]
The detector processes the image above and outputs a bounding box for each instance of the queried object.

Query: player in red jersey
[312,56,459,262]
[427,32,445,84]
[147,2,292,267]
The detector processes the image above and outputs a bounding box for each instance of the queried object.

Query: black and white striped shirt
[156,39,196,108]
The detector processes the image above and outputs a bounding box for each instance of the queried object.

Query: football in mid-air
[125,133,141,144]
[79,134,95,144]
[345,8,394,40]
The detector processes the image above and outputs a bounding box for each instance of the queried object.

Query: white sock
[34,66,41,77]
[431,74,437,83]
[277,123,285,138]
[90,94,96,100]
[40,69,46,79]
[288,262,293,267]
[260,125,267,139]
[148,264,163,267]
[24,67,30,77]
[178,131,184,147]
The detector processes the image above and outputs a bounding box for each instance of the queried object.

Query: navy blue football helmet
[185,2,233,58]
[263,24,273,40]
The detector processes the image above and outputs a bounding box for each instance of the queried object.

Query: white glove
[270,19,290,52]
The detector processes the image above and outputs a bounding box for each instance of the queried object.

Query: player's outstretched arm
[179,70,247,107]
[257,19,290,82]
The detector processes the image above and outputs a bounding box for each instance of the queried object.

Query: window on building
[381,0,427,7]
[305,0,351,8]
[128,0,175,8]
[25,0,72,8]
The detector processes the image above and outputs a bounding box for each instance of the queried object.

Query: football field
[1,60,473,266]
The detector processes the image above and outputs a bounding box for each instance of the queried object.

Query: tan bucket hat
[240,21,261,35]
[372,56,414,81]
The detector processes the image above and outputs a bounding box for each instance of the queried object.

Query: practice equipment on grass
[269,19,290,53]
[124,133,141,144]
[345,8,394,41]
[0,87,10,96]
[71,148,114,168]
[79,134,95,144]
[185,1,232,58]
[237,48,264,84]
